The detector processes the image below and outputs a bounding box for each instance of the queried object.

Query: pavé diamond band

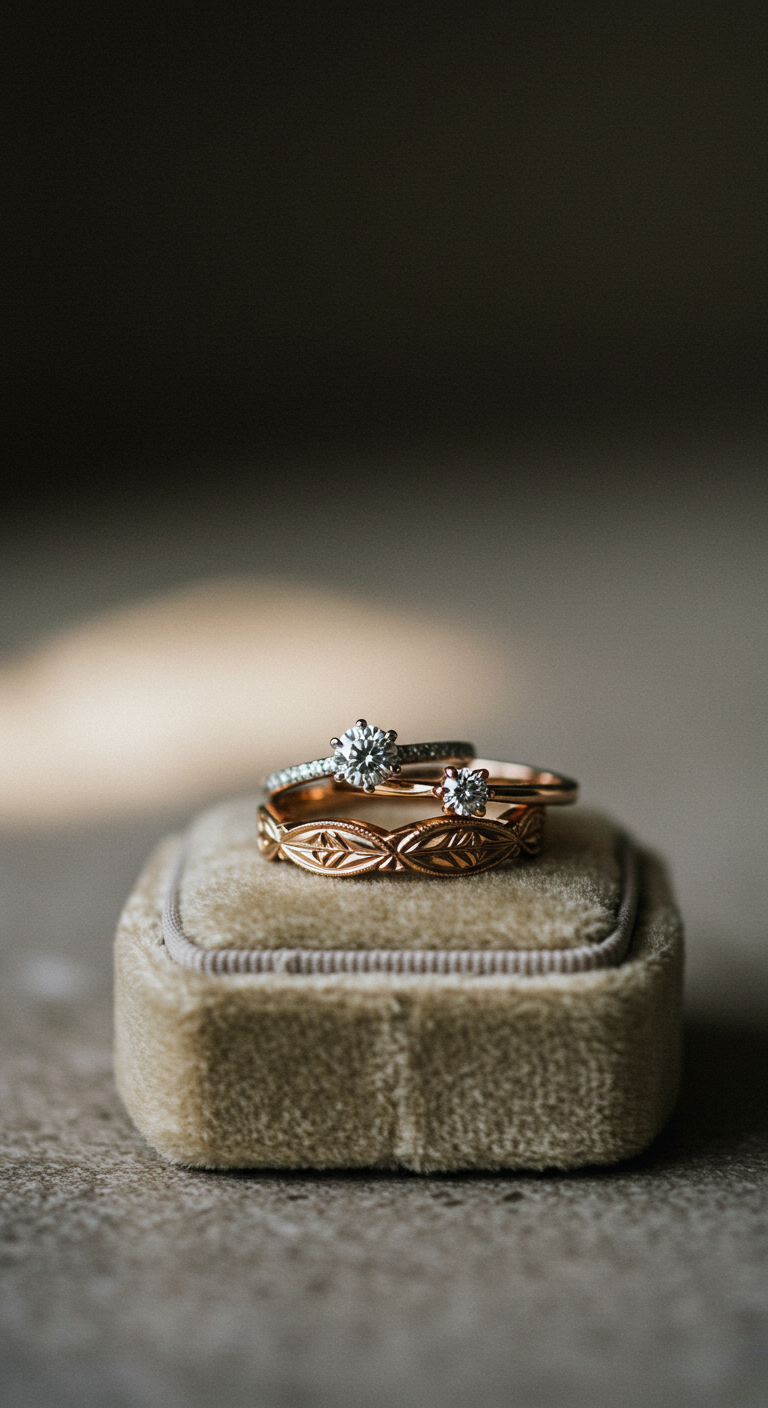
[265,720,475,797]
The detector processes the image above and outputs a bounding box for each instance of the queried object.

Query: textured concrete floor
[1,834,766,1408]
[1,446,766,1406]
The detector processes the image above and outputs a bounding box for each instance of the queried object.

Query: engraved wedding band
[258,780,546,877]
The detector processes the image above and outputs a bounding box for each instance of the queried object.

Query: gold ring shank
[369,760,579,807]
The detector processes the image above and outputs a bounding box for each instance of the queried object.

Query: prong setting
[330,720,400,791]
[435,766,490,818]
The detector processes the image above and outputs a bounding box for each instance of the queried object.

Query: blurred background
[1,6,768,1407]
[4,2,767,477]
[2,0,765,1010]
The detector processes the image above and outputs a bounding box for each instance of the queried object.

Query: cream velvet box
[114,800,683,1171]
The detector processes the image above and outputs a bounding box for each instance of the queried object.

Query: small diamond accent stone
[442,768,489,817]
[332,722,399,791]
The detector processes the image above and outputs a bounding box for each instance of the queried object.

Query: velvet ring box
[114,799,683,1171]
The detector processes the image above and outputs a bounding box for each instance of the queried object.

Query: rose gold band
[257,772,551,878]
[369,760,579,808]
[258,801,546,877]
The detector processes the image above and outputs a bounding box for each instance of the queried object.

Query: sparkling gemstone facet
[442,768,489,816]
[333,723,398,790]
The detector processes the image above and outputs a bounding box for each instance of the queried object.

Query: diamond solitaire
[434,766,490,817]
[264,733,475,797]
[331,720,400,792]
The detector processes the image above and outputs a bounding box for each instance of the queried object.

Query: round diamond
[442,768,488,817]
[333,722,398,790]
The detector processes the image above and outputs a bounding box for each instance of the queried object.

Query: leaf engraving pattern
[267,806,546,876]
[257,805,283,861]
[279,822,396,876]
[395,817,522,875]
[515,806,545,854]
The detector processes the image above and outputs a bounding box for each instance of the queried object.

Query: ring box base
[114,803,683,1170]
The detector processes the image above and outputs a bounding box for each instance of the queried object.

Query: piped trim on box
[161,830,640,977]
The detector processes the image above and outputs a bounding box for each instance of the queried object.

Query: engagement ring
[265,720,475,797]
